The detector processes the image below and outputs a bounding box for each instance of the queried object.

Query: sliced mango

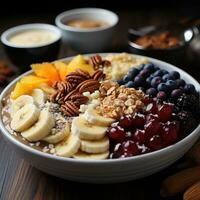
[54,61,68,81]
[21,75,48,87]
[31,62,60,85]
[68,55,86,67]
[11,75,48,99]
[67,55,94,76]
[11,82,32,99]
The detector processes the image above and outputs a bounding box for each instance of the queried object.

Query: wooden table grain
[0,10,199,200]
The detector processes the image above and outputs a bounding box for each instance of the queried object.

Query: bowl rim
[0,53,200,164]
[1,23,62,49]
[55,8,119,32]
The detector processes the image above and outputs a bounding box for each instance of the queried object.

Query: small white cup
[55,8,119,53]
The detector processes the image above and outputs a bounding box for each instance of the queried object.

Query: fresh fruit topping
[157,91,167,100]
[31,63,60,85]
[145,101,158,114]
[119,115,132,128]
[54,61,68,81]
[169,71,180,79]
[170,89,183,99]
[148,135,164,150]
[144,118,161,138]
[11,75,48,99]
[107,126,125,142]
[146,88,157,97]
[184,84,196,94]
[133,129,146,144]
[161,121,178,145]
[151,76,162,88]
[158,103,173,122]
[122,140,139,157]
[67,55,94,75]
[131,114,145,127]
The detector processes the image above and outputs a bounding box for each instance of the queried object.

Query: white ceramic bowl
[55,8,118,53]
[0,54,200,183]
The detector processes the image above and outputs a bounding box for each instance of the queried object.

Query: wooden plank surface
[0,10,199,200]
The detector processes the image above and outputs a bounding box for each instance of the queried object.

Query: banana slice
[73,150,109,160]
[10,104,40,132]
[71,116,107,140]
[83,107,115,126]
[81,136,109,154]
[10,95,34,117]
[31,88,46,106]
[42,122,70,144]
[55,134,80,157]
[21,109,55,142]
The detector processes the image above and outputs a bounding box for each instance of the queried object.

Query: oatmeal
[103,53,148,80]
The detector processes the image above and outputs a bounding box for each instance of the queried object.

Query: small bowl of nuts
[128,24,195,65]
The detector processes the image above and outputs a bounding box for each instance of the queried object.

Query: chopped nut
[96,81,144,119]
[125,99,135,106]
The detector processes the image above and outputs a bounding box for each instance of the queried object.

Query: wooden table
[0,10,199,200]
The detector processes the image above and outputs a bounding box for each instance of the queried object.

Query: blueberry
[153,70,163,77]
[184,84,196,94]
[144,63,155,72]
[116,79,124,85]
[151,76,162,88]
[157,91,167,100]
[176,79,186,87]
[171,89,183,99]
[125,81,136,88]
[162,74,175,81]
[128,68,139,78]
[154,66,160,71]
[146,76,153,85]
[166,80,177,90]
[139,69,151,78]
[138,64,145,70]
[162,74,170,82]
[134,76,145,86]
[146,88,157,97]
[160,69,168,75]
[157,83,169,93]
[138,87,145,92]
[169,71,180,79]
[123,74,132,83]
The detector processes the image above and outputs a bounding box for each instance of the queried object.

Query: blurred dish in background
[134,31,180,49]
[128,23,195,65]
[8,29,59,47]
[55,8,118,53]
[65,19,108,29]
[1,24,61,71]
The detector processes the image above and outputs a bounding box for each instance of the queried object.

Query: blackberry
[177,111,197,136]
[175,93,200,117]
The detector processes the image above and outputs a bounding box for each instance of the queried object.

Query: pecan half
[71,94,89,106]
[66,69,91,85]
[63,90,79,102]
[50,91,64,104]
[88,55,103,70]
[59,82,73,93]
[77,79,100,93]
[92,70,105,81]
[60,101,79,117]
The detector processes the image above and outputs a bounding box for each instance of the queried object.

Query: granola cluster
[96,81,145,119]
